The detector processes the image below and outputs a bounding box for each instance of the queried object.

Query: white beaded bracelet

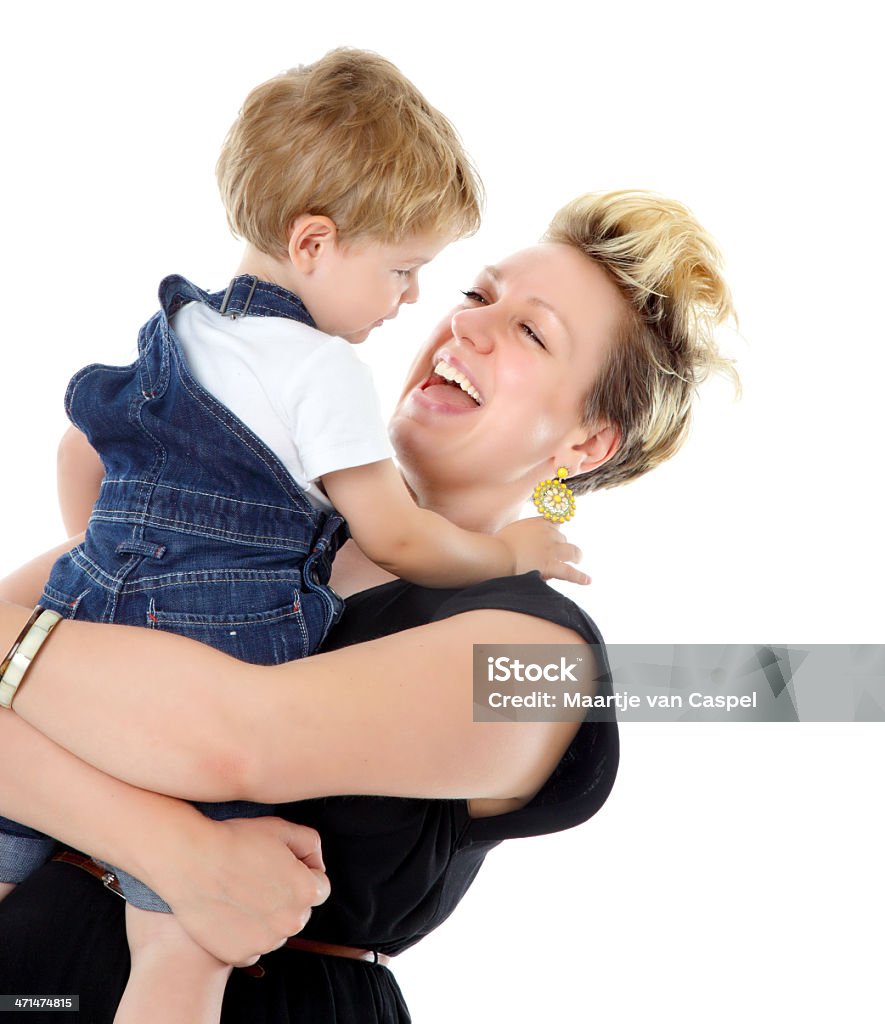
[0,607,63,709]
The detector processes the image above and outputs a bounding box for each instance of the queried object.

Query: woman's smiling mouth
[415,354,484,413]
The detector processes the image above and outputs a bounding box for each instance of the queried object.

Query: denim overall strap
[141,275,324,522]
[65,274,347,558]
[158,273,317,327]
[52,271,350,648]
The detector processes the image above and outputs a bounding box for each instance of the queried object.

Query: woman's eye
[521,323,546,349]
[460,289,487,304]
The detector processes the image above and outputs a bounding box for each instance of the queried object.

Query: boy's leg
[114,903,232,1024]
[0,827,56,903]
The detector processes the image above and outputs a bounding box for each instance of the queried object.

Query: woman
[0,190,736,1022]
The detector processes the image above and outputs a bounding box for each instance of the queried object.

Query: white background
[1,2,882,1020]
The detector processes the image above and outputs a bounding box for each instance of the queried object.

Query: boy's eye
[460,289,487,304]
[395,269,413,278]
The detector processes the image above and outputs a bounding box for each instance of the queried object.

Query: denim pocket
[40,580,92,620]
[141,571,314,665]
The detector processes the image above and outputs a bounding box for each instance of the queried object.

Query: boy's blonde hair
[217,48,483,255]
[544,190,739,492]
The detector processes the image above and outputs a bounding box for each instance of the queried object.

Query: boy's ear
[559,419,621,476]
[287,215,339,273]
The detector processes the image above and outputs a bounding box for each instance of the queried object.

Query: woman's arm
[0,710,192,880]
[5,602,586,806]
[0,708,329,964]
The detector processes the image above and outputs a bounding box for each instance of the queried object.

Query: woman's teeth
[432,360,483,405]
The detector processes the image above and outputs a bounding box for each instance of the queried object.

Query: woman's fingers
[278,819,325,872]
[275,819,331,911]
[153,814,332,966]
[310,866,332,906]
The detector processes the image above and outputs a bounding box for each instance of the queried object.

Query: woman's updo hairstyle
[545,190,738,492]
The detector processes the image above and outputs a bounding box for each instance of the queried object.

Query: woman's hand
[0,706,328,968]
[145,815,330,966]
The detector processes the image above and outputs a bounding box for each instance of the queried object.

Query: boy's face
[309,230,450,343]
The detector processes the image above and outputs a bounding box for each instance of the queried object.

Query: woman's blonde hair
[544,190,739,492]
[216,48,483,256]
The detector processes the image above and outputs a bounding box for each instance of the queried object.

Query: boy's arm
[0,534,84,607]
[0,429,98,608]
[321,459,588,587]
[57,426,104,536]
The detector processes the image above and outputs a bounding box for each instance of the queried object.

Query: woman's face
[390,243,626,503]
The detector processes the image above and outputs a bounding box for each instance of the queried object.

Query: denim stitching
[118,570,304,588]
[41,583,91,619]
[98,479,314,519]
[121,576,304,595]
[67,549,125,589]
[161,313,315,514]
[292,597,310,651]
[175,366,312,511]
[132,325,171,525]
[88,510,312,550]
[150,606,305,627]
[151,280,319,517]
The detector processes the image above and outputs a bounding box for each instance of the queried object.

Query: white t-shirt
[171,302,394,509]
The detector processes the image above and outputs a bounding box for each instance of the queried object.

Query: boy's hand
[495,518,590,586]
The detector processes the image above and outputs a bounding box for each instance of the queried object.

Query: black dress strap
[425,572,620,847]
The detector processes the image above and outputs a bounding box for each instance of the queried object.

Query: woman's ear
[560,420,621,476]
[286,215,338,273]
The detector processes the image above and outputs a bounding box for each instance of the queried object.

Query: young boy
[0,50,583,1022]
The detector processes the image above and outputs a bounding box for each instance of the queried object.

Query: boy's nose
[401,276,420,304]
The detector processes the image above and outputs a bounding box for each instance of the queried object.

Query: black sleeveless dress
[0,573,618,1023]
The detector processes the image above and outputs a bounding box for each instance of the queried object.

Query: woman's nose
[450,306,494,353]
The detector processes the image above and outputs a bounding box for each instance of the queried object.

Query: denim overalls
[0,275,347,909]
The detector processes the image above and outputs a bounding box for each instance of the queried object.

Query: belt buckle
[100,869,125,899]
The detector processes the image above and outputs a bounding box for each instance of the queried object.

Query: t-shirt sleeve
[429,573,620,846]
[286,337,394,481]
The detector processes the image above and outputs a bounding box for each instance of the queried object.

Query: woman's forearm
[2,602,250,802]
[3,599,583,808]
[0,703,332,967]
[0,708,203,893]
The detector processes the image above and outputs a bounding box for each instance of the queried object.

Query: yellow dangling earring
[532,467,576,523]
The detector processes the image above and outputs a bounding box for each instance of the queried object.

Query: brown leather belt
[285,936,390,967]
[52,849,124,897]
[51,851,391,969]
